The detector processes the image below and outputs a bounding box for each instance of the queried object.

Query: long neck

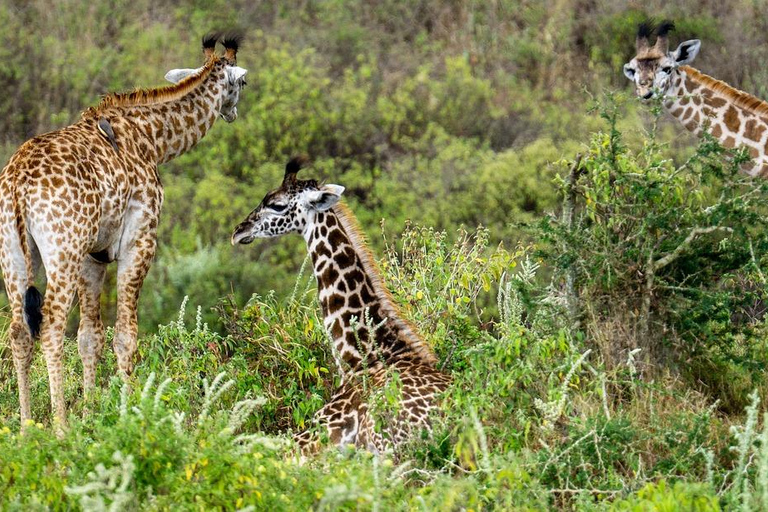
[663,65,768,176]
[303,204,437,376]
[122,67,225,164]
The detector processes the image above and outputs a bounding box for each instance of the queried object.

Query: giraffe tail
[11,175,43,338]
[24,287,43,338]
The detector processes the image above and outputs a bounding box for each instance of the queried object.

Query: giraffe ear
[623,63,636,80]
[226,66,248,83]
[306,185,345,212]
[672,40,701,66]
[164,68,202,84]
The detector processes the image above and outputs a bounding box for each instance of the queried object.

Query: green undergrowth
[1,214,768,510]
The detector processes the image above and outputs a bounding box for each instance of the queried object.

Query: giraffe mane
[92,55,220,111]
[331,202,439,367]
[682,65,768,117]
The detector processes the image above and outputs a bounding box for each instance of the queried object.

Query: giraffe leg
[113,231,156,378]
[295,383,363,456]
[77,257,107,391]
[4,279,35,426]
[0,213,39,426]
[39,262,81,430]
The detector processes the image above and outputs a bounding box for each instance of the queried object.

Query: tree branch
[653,226,734,272]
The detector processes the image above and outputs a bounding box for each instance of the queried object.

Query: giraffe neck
[302,203,437,376]
[663,65,768,176]
[116,63,226,164]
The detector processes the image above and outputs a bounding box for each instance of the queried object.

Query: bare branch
[654,226,734,272]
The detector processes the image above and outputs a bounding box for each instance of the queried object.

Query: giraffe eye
[268,203,287,213]
[661,66,672,74]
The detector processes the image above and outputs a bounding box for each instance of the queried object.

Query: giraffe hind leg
[0,215,40,426]
[77,257,107,391]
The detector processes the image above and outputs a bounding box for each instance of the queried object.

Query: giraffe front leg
[295,384,364,456]
[78,257,107,391]
[114,231,157,379]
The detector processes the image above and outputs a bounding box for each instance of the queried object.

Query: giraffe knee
[9,320,34,364]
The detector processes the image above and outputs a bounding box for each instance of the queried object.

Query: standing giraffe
[232,158,451,454]
[0,33,247,428]
[623,21,768,176]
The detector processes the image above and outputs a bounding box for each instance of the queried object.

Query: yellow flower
[1,426,11,435]
[24,419,35,427]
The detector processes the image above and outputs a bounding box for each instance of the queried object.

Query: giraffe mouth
[231,230,255,245]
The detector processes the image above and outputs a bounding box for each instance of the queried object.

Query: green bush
[536,93,768,404]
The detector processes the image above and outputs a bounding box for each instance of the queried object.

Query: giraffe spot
[682,107,693,120]
[724,136,736,148]
[326,215,337,227]
[744,119,767,142]
[321,266,339,286]
[671,107,684,117]
[711,124,723,138]
[331,319,343,338]
[360,285,376,304]
[325,293,346,314]
[345,269,364,289]
[724,106,741,132]
[336,247,356,269]
[347,294,361,309]
[708,97,727,108]
[315,242,332,260]
[328,228,346,248]
[684,75,699,93]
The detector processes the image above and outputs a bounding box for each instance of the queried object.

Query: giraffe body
[624,21,768,176]
[232,158,450,454]
[1,33,246,429]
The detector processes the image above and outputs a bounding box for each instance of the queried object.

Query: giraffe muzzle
[231,227,255,245]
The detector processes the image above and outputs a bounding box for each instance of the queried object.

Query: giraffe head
[623,21,701,100]
[164,32,247,122]
[231,157,345,245]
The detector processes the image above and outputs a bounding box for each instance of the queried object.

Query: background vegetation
[2,0,768,509]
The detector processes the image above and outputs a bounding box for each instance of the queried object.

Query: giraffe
[623,20,768,176]
[0,32,247,429]
[231,158,451,454]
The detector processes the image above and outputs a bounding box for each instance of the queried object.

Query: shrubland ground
[2,1,768,509]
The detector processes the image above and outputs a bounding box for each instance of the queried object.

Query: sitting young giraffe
[623,21,768,176]
[232,158,451,454]
[0,33,247,429]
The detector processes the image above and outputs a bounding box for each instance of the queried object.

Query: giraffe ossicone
[233,158,451,454]
[624,20,768,176]
[0,31,246,430]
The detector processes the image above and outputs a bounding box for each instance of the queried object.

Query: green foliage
[0,221,767,510]
[537,93,768,406]
[3,2,768,509]
[609,481,721,511]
